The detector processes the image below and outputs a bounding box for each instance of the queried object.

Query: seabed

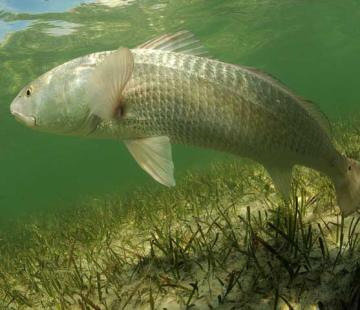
[1,121,360,310]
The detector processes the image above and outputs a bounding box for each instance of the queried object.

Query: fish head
[10,64,93,135]
[334,157,360,216]
[10,82,39,128]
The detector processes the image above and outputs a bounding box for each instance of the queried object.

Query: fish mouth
[12,111,36,127]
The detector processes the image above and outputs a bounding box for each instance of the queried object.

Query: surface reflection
[0,19,32,42]
[42,20,81,37]
[95,0,135,8]
[0,0,92,13]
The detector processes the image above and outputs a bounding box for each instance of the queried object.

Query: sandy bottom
[1,122,360,309]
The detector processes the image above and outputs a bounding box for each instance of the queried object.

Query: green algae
[0,121,359,309]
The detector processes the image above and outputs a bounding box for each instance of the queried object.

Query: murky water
[1,0,359,218]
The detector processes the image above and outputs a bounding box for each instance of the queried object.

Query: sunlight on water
[0,19,31,42]
[42,20,81,37]
[95,0,135,7]
[0,0,92,13]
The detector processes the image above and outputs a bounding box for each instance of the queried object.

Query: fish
[10,30,360,216]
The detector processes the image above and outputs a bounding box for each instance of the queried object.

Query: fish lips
[12,111,36,127]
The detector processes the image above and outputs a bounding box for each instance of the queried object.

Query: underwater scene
[1,0,360,308]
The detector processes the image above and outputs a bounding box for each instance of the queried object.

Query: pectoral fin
[265,164,293,200]
[88,48,134,120]
[125,136,175,187]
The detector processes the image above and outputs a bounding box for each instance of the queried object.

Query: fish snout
[10,101,36,127]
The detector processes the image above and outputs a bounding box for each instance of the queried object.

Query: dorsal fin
[244,66,331,137]
[137,30,210,57]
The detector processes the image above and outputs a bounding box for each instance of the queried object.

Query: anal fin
[264,164,293,200]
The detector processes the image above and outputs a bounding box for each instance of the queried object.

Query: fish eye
[348,165,352,171]
[26,88,32,97]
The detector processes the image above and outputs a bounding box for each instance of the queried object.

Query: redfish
[10,31,360,215]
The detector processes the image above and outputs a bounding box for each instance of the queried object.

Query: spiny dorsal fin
[125,136,175,187]
[244,66,332,137]
[137,30,210,57]
[88,48,134,120]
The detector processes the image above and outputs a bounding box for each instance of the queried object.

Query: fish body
[119,49,336,171]
[10,31,360,215]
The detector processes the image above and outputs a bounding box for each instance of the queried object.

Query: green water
[1,0,359,218]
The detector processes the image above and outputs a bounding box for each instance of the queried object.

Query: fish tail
[333,157,360,216]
